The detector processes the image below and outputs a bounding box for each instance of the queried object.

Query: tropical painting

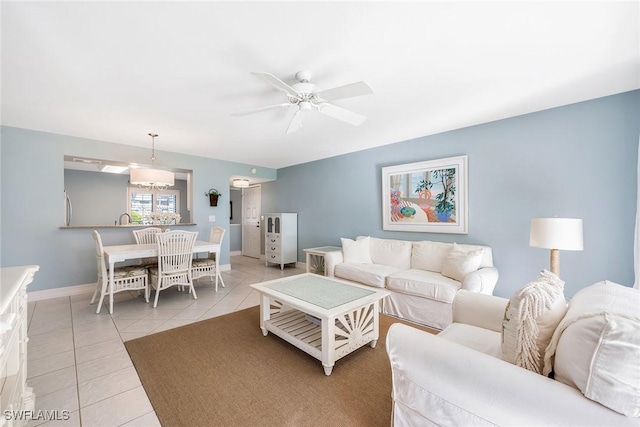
[382,155,468,234]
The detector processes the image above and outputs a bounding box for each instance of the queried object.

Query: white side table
[303,246,342,275]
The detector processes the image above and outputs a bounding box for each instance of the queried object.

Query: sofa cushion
[334,263,402,288]
[441,243,484,281]
[501,270,566,374]
[386,269,461,303]
[368,237,412,269]
[543,281,640,417]
[341,237,372,264]
[410,241,452,272]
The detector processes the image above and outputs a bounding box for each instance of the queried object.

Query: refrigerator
[64,190,72,226]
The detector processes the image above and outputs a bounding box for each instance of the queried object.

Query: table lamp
[530,218,583,276]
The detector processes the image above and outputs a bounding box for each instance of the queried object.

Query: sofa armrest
[452,290,508,332]
[462,266,499,294]
[324,250,343,277]
[386,323,637,426]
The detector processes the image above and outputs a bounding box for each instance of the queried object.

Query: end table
[303,246,342,275]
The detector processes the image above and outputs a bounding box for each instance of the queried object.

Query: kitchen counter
[60,223,197,230]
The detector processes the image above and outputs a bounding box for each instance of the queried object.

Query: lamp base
[550,249,560,276]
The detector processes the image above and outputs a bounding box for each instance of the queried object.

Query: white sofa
[325,236,498,329]
[386,284,640,426]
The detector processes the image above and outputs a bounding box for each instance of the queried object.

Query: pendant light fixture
[232,178,250,188]
[130,133,175,191]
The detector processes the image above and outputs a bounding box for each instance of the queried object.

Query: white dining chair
[133,227,163,266]
[133,227,162,244]
[90,230,149,314]
[149,230,199,308]
[191,226,226,291]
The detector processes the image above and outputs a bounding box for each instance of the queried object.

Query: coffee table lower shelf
[263,308,378,376]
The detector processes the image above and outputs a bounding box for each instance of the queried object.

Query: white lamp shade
[130,168,174,187]
[530,218,584,251]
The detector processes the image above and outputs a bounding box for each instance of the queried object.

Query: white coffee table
[251,273,389,375]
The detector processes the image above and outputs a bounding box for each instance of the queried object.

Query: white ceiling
[2,1,639,169]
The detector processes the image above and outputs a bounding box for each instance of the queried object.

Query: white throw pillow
[340,237,372,264]
[411,241,452,272]
[543,281,640,417]
[501,270,567,374]
[440,243,483,281]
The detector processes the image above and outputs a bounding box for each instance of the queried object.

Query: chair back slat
[156,231,198,275]
[133,227,163,244]
[207,226,225,261]
[209,226,226,245]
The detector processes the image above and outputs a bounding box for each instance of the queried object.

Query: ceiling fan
[232,70,374,134]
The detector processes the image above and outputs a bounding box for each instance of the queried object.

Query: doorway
[242,185,261,258]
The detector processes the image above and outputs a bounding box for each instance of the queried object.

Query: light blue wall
[270,91,640,298]
[3,92,638,296]
[0,126,276,292]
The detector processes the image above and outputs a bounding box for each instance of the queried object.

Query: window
[128,188,180,224]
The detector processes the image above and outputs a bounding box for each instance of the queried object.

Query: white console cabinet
[1,265,38,427]
[264,213,298,270]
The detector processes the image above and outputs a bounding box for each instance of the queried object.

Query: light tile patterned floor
[26,256,305,427]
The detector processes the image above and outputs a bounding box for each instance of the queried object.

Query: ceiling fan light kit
[232,70,373,134]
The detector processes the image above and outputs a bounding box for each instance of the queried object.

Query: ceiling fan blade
[286,109,303,134]
[316,81,374,101]
[317,103,367,126]
[231,103,292,117]
[251,72,300,98]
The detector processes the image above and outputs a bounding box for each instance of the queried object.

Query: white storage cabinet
[264,213,298,270]
[1,265,38,427]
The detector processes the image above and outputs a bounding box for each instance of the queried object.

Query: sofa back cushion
[411,241,451,272]
[341,237,372,264]
[501,270,567,374]
[543,281,640,417]
[367,237,412,269]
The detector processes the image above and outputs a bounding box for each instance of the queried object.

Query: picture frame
[382,155,468,234]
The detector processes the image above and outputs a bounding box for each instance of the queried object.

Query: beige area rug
[125,306,436,427]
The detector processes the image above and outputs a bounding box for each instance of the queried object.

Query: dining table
[102,240,221,314]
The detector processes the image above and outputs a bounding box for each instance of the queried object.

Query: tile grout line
[69,295,83,427]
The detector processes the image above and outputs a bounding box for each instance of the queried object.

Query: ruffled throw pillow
[501,270,567,374]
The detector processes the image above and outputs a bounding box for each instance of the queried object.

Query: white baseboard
[28,283,95,302]
[230,250,242,256]
[28,263,233,302]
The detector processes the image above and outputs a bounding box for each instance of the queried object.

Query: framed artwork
[382,155,468,234]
